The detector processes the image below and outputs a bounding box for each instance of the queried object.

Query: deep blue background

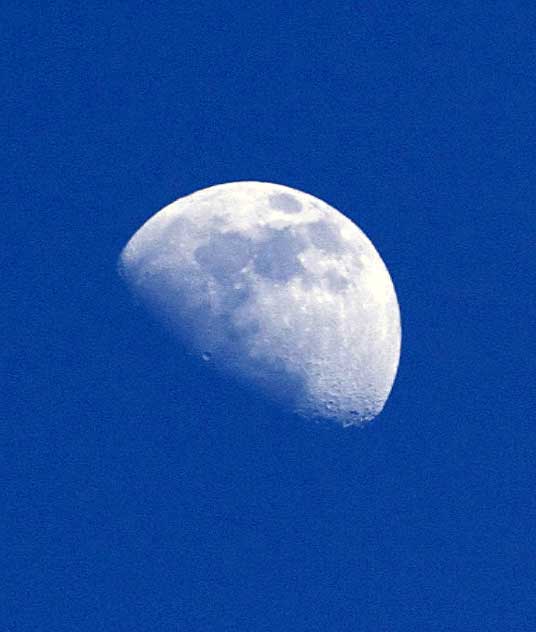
[4,3,534,630]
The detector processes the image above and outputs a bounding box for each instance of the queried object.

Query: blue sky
[4,3,534,630]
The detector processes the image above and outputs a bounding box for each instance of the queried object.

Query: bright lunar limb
[119,181,401,426]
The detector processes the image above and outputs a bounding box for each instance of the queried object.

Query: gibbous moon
[119,181,401,426]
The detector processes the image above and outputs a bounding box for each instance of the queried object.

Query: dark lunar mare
[252,227,307,282]
[268,192,303,213]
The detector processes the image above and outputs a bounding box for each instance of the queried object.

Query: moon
[119,181,401,426]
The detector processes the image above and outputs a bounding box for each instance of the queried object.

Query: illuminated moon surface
[119,181,401,426]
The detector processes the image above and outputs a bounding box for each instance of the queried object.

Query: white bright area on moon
[119,181,401,426]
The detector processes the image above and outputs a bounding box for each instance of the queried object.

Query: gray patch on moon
[325,270,350,292]
[193,233,257,318]
[253,227,306,282]
[306,220,345,254]
[219,283,252,312]
[194,232,253,283]
[268,192,302,214]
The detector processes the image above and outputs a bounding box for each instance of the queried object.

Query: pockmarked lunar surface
[119,181,401,426]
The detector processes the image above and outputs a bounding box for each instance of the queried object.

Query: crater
[268,192,303,214]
